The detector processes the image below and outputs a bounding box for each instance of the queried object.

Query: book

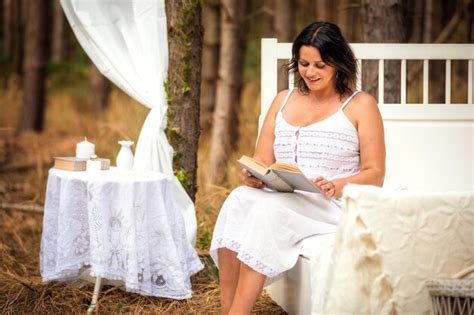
[237,155,321,193]
[53,157,110,171]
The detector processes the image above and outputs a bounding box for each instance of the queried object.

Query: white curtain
[60,0,196,245]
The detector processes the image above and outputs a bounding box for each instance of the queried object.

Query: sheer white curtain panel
[60,0,196,245]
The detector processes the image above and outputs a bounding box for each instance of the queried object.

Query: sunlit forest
[0,0,472,313]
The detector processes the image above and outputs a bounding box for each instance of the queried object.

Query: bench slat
[445,60,451,104]
[378,59,384,105]
[469,60,473,105]
[271,42,474,60]
[423,60,429,105]
[401,60,406,105]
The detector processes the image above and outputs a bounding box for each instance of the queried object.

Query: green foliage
[173,1,200,95]
[175,168,190,191]
[196,219,218,280]
[163,80,172,106]
[197,220,212,249]
[243,37,261,83]
[47,61,89,92]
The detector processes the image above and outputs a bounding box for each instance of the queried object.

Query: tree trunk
[428,0,446,103]
[409,0,424,42]
[423,0,433,42]
[361,0,406,104]
[165,0,203,201]
[88,64,111,113]
[200,0,220,132]
[274,0,295,41]
[51,0,67,63]
[262,0,275,37]
[208,0,248,186]
[275,0,295,91]
[468,0,474,42]
[3,0,24,77]
[314,0,333,22]
[338,0,362,42]
[3,0,13,57]
[18,0,50,132]
[338,0,350,38]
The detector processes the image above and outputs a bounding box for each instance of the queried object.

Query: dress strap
[340,90,360,111]
[279,88,295,113]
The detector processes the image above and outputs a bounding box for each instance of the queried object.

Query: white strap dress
[210,89,361,279]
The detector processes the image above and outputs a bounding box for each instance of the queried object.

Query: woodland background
[0,0,472,313]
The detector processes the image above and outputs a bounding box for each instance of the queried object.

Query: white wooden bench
[260,39,474,314]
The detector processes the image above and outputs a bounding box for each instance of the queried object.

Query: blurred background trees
[0,0,472,193]
[0,2,471,312]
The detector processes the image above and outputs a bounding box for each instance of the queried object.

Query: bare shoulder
[352,91,378,109]
[347,91,380,116]
[344,91,382,128]
[274,89,291,105]
[268,89,291,114]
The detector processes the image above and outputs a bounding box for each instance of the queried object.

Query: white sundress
[210,89,361,279]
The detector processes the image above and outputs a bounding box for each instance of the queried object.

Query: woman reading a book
[210,21,385,314]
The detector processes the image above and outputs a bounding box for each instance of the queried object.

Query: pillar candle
[76,137,95,159]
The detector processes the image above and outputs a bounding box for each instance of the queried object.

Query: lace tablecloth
[40,168,203,299]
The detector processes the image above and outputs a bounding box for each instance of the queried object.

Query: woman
[210,21,385,314]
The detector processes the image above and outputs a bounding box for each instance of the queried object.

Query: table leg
[87,276,102,314]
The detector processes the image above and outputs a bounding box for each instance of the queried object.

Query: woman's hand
[312,176,336,198]
[242,169,266,189]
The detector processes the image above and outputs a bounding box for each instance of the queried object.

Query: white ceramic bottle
[116,140,134,170]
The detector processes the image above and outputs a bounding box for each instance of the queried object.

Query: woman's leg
[218,247,241,314]
[229,262,267,314]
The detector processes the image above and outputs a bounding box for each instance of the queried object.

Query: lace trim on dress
[212,237,280,278]
[299,142,359,153]
[299,130,358,144]
[298,151,360,162]
[305,164,359,172]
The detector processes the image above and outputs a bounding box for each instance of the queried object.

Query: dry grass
[0,81,286,314]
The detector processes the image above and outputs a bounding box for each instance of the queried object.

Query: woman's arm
[243,90,290,188]
[329,92,386,198]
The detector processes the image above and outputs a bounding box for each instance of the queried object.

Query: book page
[237,155,268,176]
[272,168,321,193]
[270,162,301,173]
[237,158,293,192]
[263,171,294,192]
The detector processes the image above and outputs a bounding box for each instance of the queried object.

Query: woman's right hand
[242,169,266,188]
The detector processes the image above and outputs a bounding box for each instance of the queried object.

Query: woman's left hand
[312,176,336,198]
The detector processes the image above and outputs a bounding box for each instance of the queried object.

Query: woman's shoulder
[353,90,377,105]
[268,89,293,112]
[275,89,292,102]
[350,91,379,112]
[344,90,381,123]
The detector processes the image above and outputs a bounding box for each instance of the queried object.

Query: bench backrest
[260,39,474,192]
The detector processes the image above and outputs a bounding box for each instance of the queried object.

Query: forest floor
[0,81,286,314]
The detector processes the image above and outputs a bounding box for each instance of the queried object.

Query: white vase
[116,140,134,170]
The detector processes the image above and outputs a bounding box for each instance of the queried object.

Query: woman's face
[297,45,336,93]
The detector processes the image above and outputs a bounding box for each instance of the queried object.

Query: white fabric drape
[60,0,196,245]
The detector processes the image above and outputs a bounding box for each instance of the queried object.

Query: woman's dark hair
[288,21,357,96]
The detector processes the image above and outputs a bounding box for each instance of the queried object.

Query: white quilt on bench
[311,184,473,314]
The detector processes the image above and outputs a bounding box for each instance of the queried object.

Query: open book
[237,155,321,193]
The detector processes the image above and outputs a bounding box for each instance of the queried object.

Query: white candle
[76,137,95,159]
